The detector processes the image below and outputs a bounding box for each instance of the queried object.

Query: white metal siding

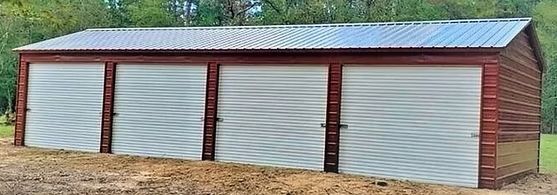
[339,66,481,187]
[25,63,104,152]
[216,65,327,170]
[112,64,206,159]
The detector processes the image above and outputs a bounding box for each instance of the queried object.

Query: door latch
[201,117,222,122]
[320,123,348,129]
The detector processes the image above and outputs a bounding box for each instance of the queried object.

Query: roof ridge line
[86,18,532,32]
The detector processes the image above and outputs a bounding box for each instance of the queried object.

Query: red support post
[324,63,343,172]
[202,62,220,160]
[479,63,499,188]
[14,57,29,146]
[100,62,117,153]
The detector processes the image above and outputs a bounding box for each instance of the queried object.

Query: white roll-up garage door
[25,63,104,152]
[112,64,206,159]
[216,65,327,170]
[339,66,481,187]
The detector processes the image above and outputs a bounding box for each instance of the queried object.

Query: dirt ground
[0,138,554,195]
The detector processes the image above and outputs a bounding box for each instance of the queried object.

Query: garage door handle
[201,117,223,122]
[26,108,31,112]
[320,123,348,129]
[112,113,118,116]
[470,132,479,138]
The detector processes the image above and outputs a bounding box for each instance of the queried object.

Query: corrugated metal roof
[14,18,532,52]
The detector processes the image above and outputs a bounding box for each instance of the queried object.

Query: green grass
[0,124,13,138]
[541,134,557,173]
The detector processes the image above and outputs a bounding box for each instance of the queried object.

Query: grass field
[0,125,13,138]
[541,134,557,173]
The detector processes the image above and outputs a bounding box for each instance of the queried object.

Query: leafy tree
[0,0,555,131]
[534,0,557,132]
[0,0,115,122]
[427,0,498,19]
[496,0,540,17]
[195,0,260,26]
[124,0,178,27]
[0,10,19,116]
[195,0,224,26]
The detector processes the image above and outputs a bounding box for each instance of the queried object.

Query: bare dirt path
[0,138,553,195]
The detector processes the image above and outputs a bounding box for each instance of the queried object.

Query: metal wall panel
[25,63,104,152]
[339,66,482,187]
[112,64,206,159]
[496,32,541,187]
[216,65,328,170]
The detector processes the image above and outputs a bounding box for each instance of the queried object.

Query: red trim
[15,48,504,54]
[478,63,499,189]
[100,62,117,153]
[478,64,485,187]
[202,62,220,160]
[537,68,542,174]
[20,52,499,65]
[14,58,29,146]
[324,63,342,172]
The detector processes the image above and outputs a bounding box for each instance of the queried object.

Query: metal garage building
[12,18,543,189]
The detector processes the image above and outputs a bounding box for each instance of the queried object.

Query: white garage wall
[215,65,328,170]
[339,66,482,187]
[25,63,104,152]
[111,64,206,159]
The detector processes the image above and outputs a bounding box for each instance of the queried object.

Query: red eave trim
[14,47,504,54]
[18,52,501,66]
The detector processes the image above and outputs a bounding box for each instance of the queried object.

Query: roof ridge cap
[85,17,532,32]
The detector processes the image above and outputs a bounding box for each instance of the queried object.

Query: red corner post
[479,63,499,188]
[100,62,117,153]
[202,62,220,160]
[14,58,29,146]
[324,63,343,172]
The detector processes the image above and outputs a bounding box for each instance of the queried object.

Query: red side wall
[495,31,542,187]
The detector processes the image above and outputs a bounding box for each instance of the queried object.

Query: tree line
[0,0,556,132]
